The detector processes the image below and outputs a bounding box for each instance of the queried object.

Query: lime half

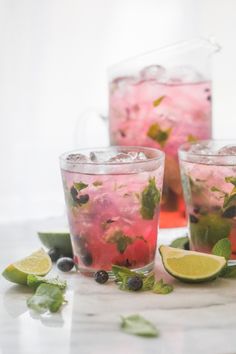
[2,249,52,285]
[37,231,73,257]
[159,245,226,283]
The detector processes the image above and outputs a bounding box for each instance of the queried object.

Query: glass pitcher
[108,37,220,228]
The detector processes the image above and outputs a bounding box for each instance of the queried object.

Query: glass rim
[107,37,220,73]
[59,146,165,167]
[179,139,236,161]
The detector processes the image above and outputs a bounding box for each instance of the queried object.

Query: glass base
[76,261,155,278]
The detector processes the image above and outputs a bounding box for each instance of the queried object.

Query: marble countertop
[0,219,236,354]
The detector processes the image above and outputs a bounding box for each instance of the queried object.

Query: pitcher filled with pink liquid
[109,38,220,228]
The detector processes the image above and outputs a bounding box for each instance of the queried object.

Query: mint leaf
[220,265,236,278]
[121,314,158,337]
[142,273,155,291]
[153,279,173,295]
[74,182,88,191]
[212,238,231,260]
[153,95,165,107]
[187,134,198,143]
[170,236,189,250]
[93,180,103,187]
[27,284,65,313]
[112,265,143,282]
[140,177,160,220]
[27,275,67,291]
[105,230,133,254]
[225,176,236,186]
[147,123,171,147]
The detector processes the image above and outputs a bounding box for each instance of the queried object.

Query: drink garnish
[212,238,231,260]
[170,235,189,250]
[73,182,88,191]
[153,95,165,107]
[105,230,134,254]
[27,283,66,313]
[92,180,103,187]
[147,122,172,147]
[120,314,158,337]
[153,279,173,294]
[27,274,67,290]
[140,177,160,220]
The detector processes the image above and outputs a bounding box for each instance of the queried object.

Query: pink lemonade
[109,71,212,228]
[60,147,164,275]
[179,141,236,260]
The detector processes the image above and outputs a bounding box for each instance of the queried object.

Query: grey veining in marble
[0,218,236,354]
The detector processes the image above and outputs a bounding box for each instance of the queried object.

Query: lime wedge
[159,245,226,283]
[2,249,52,285]
[37,231,73,257]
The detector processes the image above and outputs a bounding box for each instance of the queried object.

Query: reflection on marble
[0,220,236,354]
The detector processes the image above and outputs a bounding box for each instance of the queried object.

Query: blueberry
[57,257,75,272]
[127,276,143,291]
[189,214,199,223]
[77,194,89,205]
[48,248,61,262]
[70,186,78,202]
[222,206,236,218]
[207,95,211,101]
[94,270,109,284]
[81,252,93,266]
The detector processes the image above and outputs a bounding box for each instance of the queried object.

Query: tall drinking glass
[109,38,219,228]
[179,140,236,260]
[60,146,164,275]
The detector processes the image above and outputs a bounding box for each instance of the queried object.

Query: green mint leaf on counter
[153,279,173,295]
[153,95,165,107]
[93,180,103,187]
[121,314,158,337]
[142,273,155,291]
[170,236,189,250]
[27,284,66,313]
[140,177,160,220]
[112,265,144,282]
[212,238,232,260]
[27,275,67,291]
[225,176,236,186]
[220,265,236,278]
[147,122,172,147]
[74,182,88,191]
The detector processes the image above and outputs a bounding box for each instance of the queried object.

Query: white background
[0,0,236,222]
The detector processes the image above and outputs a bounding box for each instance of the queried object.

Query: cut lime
[2,249,52,285]
[159,245,226,283]
[190,213,231,249]
[37,231,73,257]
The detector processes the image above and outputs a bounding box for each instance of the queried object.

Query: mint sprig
[170,236,189,250]
[153,279,173,294]
[74,182,88,191]
[27,284,66,313]
[121,314,158,337]
[147,122,171,147]
[27,275,67,291]
[140,177,160,220]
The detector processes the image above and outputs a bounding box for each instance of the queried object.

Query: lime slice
[37,231,73,257]
[159,245,226,283]
[2,249,52,285]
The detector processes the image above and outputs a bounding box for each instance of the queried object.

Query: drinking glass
[179,140,236,260]
[60,146,164,275]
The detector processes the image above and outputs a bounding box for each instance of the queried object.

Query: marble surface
[0,219,236,354]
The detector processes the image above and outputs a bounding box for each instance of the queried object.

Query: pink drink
[109,74,212,227]
[179,141,236,259]
[60,147,164,275]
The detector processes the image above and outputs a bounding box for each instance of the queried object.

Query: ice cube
[90,151,116,163]
[109,153,133,163]
[166,66,204,83]
[110,76,137,92]
[140,65,166,81]
[66,153,88,162]
[218,145,236,155]
[137,152,148,160]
